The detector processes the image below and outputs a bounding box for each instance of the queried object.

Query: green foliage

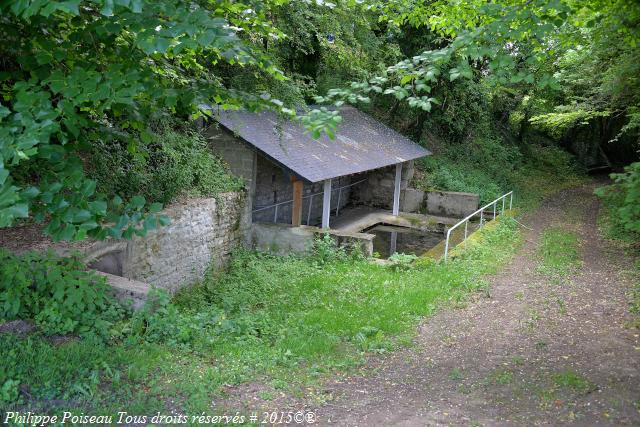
[416,136,522,203]
[416,136,583,208]
[121,289,225,348]
[529,110,612,140]
[311,0,572,127]
[595,162,640,239]
[90,126,243,204]
[387,252,418,271]
[173,217,520,360]
[0,332,169,408]
[0,250,125,338]
[0,0,285,240]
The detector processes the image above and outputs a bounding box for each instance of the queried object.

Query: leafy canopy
[0,0,286,240]
[2,0,638,241]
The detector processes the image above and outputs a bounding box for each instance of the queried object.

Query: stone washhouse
[201,106,468,256]
[0,106,479,307]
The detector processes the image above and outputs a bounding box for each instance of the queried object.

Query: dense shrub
[415,137,582,206]
[596,162,640,241]
[89,127,244,205]
[416,136,522,203]
[121,289,225,348]
[0,250,125,338]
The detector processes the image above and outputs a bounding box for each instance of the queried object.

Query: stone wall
[204,124,257,192]
[204,124,256,243]
[351,160,415,209]
[253,154,354,226]
[84,192,249,293]
[250,223,374,257]
[401,188,426,213]
[426,191,480,218]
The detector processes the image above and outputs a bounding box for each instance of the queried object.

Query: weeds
[488,369,514,385]
[552,370,596,395]
[537,227,582,277]
[449,368,463,381]
[1,218,522,413]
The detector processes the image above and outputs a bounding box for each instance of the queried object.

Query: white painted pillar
[392,163,402,216]
[322,179,332,229]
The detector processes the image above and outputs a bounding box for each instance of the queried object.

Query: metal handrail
[443,191,513,262]
[252,178,367,224]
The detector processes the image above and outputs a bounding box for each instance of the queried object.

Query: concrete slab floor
[331,206,459,234]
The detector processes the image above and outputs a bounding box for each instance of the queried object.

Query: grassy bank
[414,142,586,212]
[2,217,522,415]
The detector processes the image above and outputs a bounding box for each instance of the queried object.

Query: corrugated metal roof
[210,106,431,183]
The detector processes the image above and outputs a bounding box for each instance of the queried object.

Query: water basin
[366,224,444,258]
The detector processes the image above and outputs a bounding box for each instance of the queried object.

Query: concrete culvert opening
[88,250,125,277]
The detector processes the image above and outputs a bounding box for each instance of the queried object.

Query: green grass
[449,368,463,381]
[488,369,514,385]
[1,218,522,415]
[537,227,582,277]
[552,370,596,395]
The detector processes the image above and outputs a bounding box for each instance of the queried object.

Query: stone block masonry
[351,160,415,209]
[83,192,250,293]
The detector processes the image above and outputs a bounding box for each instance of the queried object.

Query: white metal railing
[252,178,367,225]
[443,191,513,262]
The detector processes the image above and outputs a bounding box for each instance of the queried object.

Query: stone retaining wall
[83,192,249,293]
[426,191,480,218]
[250,223,374,257]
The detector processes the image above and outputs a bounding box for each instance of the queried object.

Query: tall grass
[2,218,522,414]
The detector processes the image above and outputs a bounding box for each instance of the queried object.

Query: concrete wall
[253,154,354,226]
[204,124,256,242]
[426,191,480,218]
[251,223,374,257]
[401,188,425,213]
[351,161,415,209]
[83,192,250,293]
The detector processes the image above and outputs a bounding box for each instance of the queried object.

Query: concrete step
[95,271,150,310]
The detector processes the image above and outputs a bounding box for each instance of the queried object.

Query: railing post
[493,202,496,220]
[480,210,484,227]
[464,221,468,247]
[444,229,451,262]
[509,192,513,209]
[502,196,505,214]
[274,205,278,223]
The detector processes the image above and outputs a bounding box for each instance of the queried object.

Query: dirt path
[308,183,639,426]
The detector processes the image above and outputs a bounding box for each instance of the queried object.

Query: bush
[596,162,640,241]
[123,289,225,348]
[0,250,125,338]
[89,126,244,205]
[416,136,522,203]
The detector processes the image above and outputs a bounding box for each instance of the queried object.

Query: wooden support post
[291,177,303,226]
[392,162,402,216]
[322,179,332,229]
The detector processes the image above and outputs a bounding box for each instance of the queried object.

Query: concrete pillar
[392,163,402,216]
[322,179,332,229]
